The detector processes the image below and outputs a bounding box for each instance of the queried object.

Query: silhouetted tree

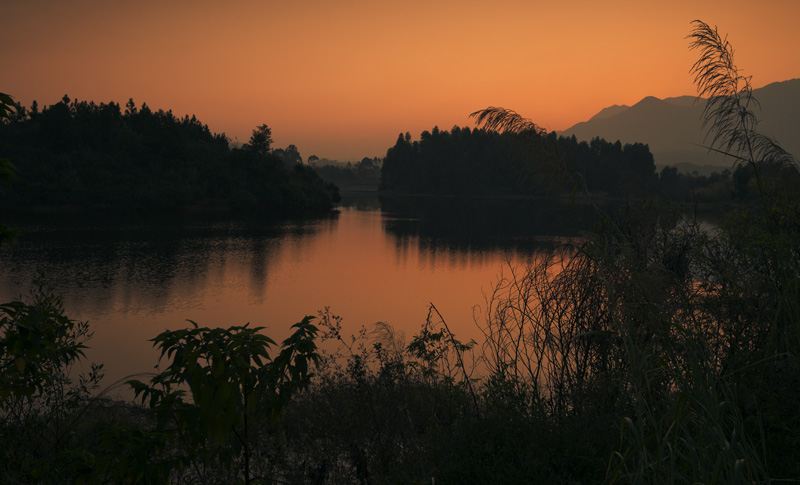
[124,98,137,116]
[244,124,273,156]
[274,144,302,166]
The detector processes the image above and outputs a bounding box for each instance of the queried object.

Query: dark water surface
[0,195,592,396]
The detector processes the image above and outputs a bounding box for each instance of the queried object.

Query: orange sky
[4,0,799,161]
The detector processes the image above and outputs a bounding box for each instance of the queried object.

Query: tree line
[0,96,339,212]
[312,157,382,191]
[380,126,659,197]
[379,123,767,203]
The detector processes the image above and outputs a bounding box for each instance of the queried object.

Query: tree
[124,98,137,116]
[274,144,302,165]
[244,124,273,156]
[357,157,378,171]
[0,92,18,246]
[129,318,320,484]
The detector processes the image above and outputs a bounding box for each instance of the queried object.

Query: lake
[0,195,594,397]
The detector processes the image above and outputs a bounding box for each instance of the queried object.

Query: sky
[4,0,799,161]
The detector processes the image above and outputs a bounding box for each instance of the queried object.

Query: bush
[0,279,104,482]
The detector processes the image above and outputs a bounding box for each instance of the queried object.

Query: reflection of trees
[379,196,598,266]
[0,212,337,316]
[338,194,381,211]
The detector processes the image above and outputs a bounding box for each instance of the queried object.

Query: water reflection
[0,199,579,397]
[379,195,596,268]
[1,213,335,316]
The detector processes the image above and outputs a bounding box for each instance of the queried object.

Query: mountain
[559,78,800,169]
[588,104,630,121]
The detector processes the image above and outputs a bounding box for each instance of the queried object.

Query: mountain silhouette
[588,104,630,121]
[560,78,800,169]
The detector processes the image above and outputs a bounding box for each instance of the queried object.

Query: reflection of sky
[0,205,555,398]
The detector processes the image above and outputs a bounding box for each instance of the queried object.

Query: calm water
[0,195,591,395]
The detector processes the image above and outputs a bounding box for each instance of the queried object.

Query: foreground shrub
[0,280,103,482]
[127,317,321,484]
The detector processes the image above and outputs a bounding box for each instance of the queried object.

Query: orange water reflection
[0,200,581,398]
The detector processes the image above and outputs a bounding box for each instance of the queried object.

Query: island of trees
[0,96,339,213]
[381,126,658,197]
[379,123,772,205]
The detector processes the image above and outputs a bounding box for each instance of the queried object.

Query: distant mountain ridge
[588,104,629,121]
[559,78,800,169]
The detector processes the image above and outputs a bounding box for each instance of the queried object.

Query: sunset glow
[5,0,799,161]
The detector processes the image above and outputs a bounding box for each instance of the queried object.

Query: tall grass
[462,18,800,483]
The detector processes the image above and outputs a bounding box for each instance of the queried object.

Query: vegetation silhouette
[380,123,685,199]
[2,19,799,483]
[242,124,273,157]
[0,97,339,213]
[689,22,796,170]
[0,92,18,245]
[313,157,382,191]
[381,79,759,203]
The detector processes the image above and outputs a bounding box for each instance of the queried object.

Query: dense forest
[381,126,659,197]
[0,96,339,213]
[380,124,763,203]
